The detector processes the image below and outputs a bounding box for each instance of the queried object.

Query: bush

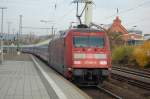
[132,41,150,68]
[112,45,133,64]
[112,41,150,68]
[132,47,148,68]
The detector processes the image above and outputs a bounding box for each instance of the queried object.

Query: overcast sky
[0,0,150,35]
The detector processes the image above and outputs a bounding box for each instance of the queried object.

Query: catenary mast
[84,0,93,26]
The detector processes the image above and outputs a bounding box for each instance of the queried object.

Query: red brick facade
[108,16,128,35]
[108,16,143,41]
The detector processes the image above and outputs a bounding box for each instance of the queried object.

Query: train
[23,25,111,85]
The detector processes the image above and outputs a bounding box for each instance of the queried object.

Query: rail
[112,66,150,78]
[112,66,150,90]
[112,74,150,90]
[97,86,122,99]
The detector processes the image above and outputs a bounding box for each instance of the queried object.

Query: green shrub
[112,45,133,64]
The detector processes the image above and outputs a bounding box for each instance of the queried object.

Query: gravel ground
[102,81,143,99]
[103,79,150,99]
[81,80,149,99]
[81,87,114,99]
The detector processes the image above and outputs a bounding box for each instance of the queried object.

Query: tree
[107,32,125,49]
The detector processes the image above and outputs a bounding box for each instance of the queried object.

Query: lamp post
[7,21,12,34]
[0,7,7,64]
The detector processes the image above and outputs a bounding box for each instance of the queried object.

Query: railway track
[81,85,122,99]
[112,74,150,90]
[112,66,150,90]
[97,86,122,99]
[113,66,150,78]
[143,69,150,73]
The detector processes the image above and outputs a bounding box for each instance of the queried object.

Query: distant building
[128,29,143,35]
[2,33,17,41]
[106,16,143,45]
[144,34,150,40]
[125,33,144,45]
[108,16,128,35]
[1,33,41,45]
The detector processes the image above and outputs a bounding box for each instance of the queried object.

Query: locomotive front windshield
[73,36,104,48]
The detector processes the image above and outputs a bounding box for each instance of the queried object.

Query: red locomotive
[23,25,111,85]
[48,26,111,85]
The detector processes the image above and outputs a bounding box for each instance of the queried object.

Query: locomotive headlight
[108,68,112,71]
[74,53,86,59]
[74,61,81,64]
[95,54,107,59]
[99,60,107,65]
[68,67,73,71]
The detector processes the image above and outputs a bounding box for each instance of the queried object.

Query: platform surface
[0,53,91,99]
[0,57,50,99]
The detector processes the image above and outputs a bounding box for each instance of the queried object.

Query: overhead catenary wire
[125,17,150,29]
[2,0,150,35]
[102,0,150,20]
[95,0,150,34]
[0,0,48,7]
[55,0,91,28]
[49,0,75,29]
[55,0,150,29]
[55,6,75,27]
[22,26,56,30]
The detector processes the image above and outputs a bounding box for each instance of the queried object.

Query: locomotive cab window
[73,36,104,48]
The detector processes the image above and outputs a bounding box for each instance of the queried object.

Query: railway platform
[0,53,91,99]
